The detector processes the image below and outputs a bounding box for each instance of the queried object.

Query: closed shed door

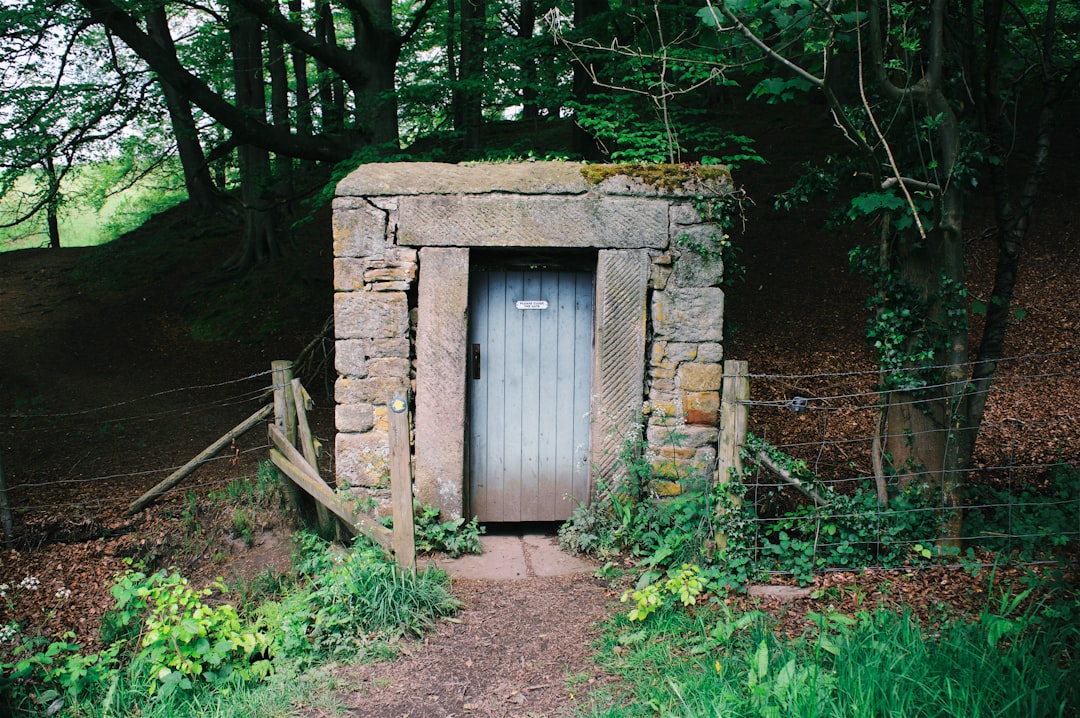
[468,269,593,521]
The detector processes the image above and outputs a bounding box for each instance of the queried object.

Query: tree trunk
[447,0,459,127]
[267,27,293,186]
[351,0,401,147]
[956,0,1061,467]
[147,4,220,212]
[455,0,486,149]
[519,0,538,120]
[571,0,610,158]
[288,0,315,172]
[864,0,968,548]
[883,221,968,548]
[44,155,61,249]
[315,1,346,134]
[229,12,284,269]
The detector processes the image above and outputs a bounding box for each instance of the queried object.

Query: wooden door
[468,269,593,521]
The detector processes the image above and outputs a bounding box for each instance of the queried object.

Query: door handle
[472,343,481,380]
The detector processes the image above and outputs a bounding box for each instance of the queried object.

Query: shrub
[263,533,461,668]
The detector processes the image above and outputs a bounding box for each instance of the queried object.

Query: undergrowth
[560,421,1079,594]
[382,503,485,558]
[583,580,1079,717]
[0,531,459,717]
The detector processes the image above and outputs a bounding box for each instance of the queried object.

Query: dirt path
[317,576,620,718]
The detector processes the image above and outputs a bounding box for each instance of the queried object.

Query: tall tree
[0,4,159,247]
[66,0,440,265]
[229,7,283,267]
[146,3,220,212]
[701,0,1078,542]
[454,0,487,148]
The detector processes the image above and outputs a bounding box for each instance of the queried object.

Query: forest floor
[1,104,1077,717]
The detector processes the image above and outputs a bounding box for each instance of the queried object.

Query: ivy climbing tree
[699,0,1078,544]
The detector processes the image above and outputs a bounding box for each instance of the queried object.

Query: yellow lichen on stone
[655,480,683,496]
[580,163,732,189]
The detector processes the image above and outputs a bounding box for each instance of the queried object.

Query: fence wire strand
[723,353,1079,580]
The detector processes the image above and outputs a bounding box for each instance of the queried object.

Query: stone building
[332,161,733,521]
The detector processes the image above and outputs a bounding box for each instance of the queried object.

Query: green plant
[706,434,954,586]
[230,509,254,547]
[409,504,485,557]
[0,634,123,717]
[113,568,272,698]
[2,564,276,715]
[559,411,719,573]
[621,564,709,621]
[263,533,460,668]
[180,490,200,534]
[583,581,1079,718]
[964,465,1079,560]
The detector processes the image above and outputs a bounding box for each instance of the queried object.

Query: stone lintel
[337,161,592,197]
[397,195,669,249]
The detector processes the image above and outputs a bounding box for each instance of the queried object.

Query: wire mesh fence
[724,349,1079,578]
[0,368,336,537]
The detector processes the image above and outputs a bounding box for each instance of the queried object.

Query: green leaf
[754,639,769,678]
[849,192,906,217]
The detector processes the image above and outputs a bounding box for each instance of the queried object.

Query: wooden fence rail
[268,425,394,553]
[270,361,414,570]
[126,403,274,516]
[122,360,414,569]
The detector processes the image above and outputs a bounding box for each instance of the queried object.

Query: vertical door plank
[468,272,489,519]
[488,272,510,521]
[501,271,524,521]
[552,272,576,519]
[518,271,543,520]
[535,271,560,520]
[572,272,595,511]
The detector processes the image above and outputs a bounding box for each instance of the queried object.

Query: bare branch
[707,0,824,88]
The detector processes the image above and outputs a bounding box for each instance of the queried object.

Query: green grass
[582,589,1079,717]
[0,162,187,252]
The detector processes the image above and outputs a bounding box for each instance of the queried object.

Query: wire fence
[3,351,1078,574]
[0,368,335,529]
[726,348,1080,576]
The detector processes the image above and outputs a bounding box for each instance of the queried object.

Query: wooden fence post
[271,360,310,520]
[716,360,749,548]
[291,378,336,538]
[0,447,12,548]
[388,396,416,571]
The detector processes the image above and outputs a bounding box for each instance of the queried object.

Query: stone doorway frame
[333,162,733,519]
